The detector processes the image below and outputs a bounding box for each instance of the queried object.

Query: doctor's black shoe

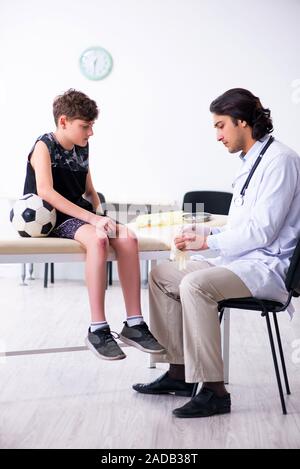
[132,372,196,396]
[119,321,166,353]
[172,387,231,418]
[85,327,126,360]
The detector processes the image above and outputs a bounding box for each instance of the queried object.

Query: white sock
[127,315,144,327]
[90,321,108,332]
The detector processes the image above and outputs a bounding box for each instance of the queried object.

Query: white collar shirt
[192,137,300,316]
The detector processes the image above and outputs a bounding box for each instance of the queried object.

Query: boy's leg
[109,225,142,317]
[110,225,165,353]
[74,223,126,360]
[74,224,108,322]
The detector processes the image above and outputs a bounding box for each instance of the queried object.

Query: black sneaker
[119,321,166,354]
[85,327,126,360]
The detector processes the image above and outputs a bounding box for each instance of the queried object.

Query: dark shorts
[51,218,88,239]
[50,217,121,240]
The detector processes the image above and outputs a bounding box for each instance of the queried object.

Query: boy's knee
[117,225,137,241]
[94,235,109,250]
[114,232,138,249]
[126,234,138,246]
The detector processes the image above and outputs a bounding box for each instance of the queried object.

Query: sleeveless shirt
[23,133,94,227]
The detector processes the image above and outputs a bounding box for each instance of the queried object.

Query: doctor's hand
[174,232,208,251]
[182,223,211,237]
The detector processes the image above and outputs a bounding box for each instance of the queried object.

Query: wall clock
[79,46,113,81]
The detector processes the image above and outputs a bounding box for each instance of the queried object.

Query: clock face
[79,47,113,81]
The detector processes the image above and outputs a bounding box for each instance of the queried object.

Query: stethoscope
[234,136,274,207]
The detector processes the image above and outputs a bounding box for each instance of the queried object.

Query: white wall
[1,0,300,208]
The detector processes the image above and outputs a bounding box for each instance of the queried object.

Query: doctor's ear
[240,120,248,128]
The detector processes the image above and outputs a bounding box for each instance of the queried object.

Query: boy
[24,89,165,360]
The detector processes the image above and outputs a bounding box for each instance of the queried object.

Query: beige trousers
[149,259,251,383]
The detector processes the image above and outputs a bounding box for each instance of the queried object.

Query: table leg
[29,263,34,280]
[142,260,149,288]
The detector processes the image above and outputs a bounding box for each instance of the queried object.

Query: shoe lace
[102,329,120,344]
[138,322,154,338]
[111,330,120,340]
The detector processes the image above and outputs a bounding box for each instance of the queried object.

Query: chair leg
[20,263,27,285]
[219,308,224,324]
[218,307,230,384]
[44,263,48,288]
[50,263,55,284]
[222,308,230,385]
[272,313,291,395]
[265,312,287,414]
[108,261,113,286]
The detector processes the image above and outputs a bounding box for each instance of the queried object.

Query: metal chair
[182,190,232,215]
[192,238,300,414]
[43,262,55,288]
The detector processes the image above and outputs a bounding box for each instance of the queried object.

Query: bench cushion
[0,235,169,255]
[0,216,227,255]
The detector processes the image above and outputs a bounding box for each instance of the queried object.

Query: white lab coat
[192,136,300,316]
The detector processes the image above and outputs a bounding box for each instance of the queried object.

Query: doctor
[132,88,300,418]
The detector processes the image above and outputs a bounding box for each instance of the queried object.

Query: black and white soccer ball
[10,193,56,237]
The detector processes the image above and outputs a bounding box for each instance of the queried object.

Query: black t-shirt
[23,132,94,227]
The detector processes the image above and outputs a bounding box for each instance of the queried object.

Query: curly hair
[53,89,99,125]
[210,88,273,140]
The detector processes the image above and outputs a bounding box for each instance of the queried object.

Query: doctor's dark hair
[53,89,99,126]
[210,88,273,140]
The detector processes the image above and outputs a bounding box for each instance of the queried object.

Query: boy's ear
[58,115,68,129]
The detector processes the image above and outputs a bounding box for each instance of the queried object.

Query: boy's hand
[90,215,117,237]
[174,232,208,251]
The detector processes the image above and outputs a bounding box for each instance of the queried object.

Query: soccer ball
[10,193,57,237]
